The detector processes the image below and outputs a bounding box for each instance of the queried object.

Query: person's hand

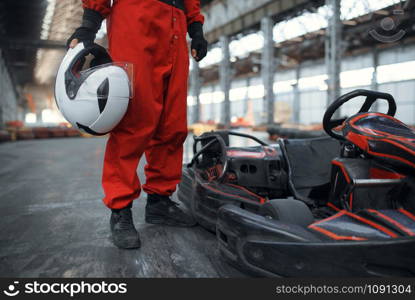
[66,26,97,49]
[66,27,96,49]
[191,37,208,62]
[188,22,208,62]
[66,9,104,49]
[69,38,79,49]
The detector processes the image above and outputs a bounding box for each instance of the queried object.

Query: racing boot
[145,194,196,227]
[110,206,141,249]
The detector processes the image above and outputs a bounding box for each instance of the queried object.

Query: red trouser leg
[143,20,189,196]
[102,0,189,209]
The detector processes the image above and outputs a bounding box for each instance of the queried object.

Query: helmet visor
[66,53,134,101]
[76,62,134,99]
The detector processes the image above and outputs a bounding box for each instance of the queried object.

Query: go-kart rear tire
[260,198,314,227]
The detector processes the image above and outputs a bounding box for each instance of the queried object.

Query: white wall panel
[195,44,415,126]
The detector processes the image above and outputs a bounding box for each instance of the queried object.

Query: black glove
[188,22,208,62]
[66,9,104,48]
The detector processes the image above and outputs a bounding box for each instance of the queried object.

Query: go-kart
[178,89,415,277]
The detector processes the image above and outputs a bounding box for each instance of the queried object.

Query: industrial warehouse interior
[1,0,415,281]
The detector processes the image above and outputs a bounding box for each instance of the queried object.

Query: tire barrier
[1,122,82,143]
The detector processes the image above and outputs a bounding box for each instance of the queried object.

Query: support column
[0,106,3,129]
[371,49,379,91]
[244,77,251,116]
[325,0,342,108]
[371,48,379,111]
[210,85,215,122]
[190,60,202,124]
[292,64,301,124]
[261,16,275,125]
[219,35,231,127]
[36,107,43,124]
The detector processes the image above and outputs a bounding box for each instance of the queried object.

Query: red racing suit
[82,0,204,209]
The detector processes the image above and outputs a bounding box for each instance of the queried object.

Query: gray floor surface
[0,136,253,278]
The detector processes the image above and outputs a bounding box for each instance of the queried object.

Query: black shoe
[145,194,196,227]
[110,207,141,249]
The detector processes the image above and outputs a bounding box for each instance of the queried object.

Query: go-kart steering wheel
[189,131,268,182]
[322,89,397,140]
[189,134,229,182]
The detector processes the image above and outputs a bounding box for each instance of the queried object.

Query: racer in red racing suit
[68,0,208,248]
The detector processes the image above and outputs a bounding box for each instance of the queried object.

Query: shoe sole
[111,234,141,249]
[112,239,141,249]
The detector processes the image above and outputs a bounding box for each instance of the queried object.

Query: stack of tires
[0,130,11,143]
[48,127,66,138]
[32,127,51,139]
[2,120,82,141]
[15,128,35,140]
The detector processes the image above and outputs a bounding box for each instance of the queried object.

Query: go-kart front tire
[177,166,195,210]
[259,198,314,227]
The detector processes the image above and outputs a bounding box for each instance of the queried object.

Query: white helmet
[55,42,131,135]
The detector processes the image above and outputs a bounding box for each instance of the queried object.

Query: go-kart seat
[343,113,415,172]
[279,137,340,204]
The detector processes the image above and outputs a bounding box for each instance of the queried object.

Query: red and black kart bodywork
[178,131,293,231]
[178,90,415,277]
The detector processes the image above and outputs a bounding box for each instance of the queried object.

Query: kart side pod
[217,204,415,277]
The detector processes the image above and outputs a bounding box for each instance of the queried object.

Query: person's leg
[142,8,195,226]
[141,63,188,196]
[142,7,189,196]
[102,0,175,247]
[103,0,174,210]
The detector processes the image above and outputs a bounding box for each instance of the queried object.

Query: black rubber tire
[259,198,314,227]
[177,167,195,209]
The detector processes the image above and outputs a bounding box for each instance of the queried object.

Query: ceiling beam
[203,0,324,43]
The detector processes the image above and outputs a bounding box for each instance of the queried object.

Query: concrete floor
[0,136,248,278]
